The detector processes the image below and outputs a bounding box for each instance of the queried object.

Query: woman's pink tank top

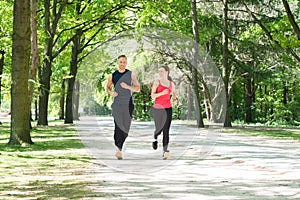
[153,80,172,109]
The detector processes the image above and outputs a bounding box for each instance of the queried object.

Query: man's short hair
[118,55,127,60]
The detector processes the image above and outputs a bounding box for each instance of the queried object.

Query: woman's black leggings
[153,107,172,151]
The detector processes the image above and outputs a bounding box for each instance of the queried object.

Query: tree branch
[243,3,300,62]
[282,0,300,40]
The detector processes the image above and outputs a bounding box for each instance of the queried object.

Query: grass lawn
[0,120,110,199]
[223,126,300,141]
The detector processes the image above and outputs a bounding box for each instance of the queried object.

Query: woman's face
[158,67,168,78]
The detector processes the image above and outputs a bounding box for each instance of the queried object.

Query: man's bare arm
[106,75,117,97]
[120,72,140,92]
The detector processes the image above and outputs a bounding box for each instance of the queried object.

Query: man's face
[118,57,127,70]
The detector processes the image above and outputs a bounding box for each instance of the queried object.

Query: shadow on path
[75,116,300,200]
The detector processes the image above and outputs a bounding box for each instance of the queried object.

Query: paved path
[75,116,300,200]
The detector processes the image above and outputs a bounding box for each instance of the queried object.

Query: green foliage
[77,50,114,115]
[136,0,192,35]
[269,16,300,49]
[0,1,13,51]
[132,84,152,121]
[0,0,13,107]
[1,0,300,127]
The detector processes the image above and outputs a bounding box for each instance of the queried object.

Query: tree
[221,0,232,127]
[64,0,139,123]
[0,50,5,112]
[29,0,38,122]
[191,0,204,127]
[38,0,70,125]
[243,2,300,62]
[0,50,5,125]
[282,0,300,40]
[8,0,33,145]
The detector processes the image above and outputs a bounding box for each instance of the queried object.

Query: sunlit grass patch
[0,180,109,199]
[0,120,109,199]
[225,127,300,141]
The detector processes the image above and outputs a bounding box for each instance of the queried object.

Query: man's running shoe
[115,151,122,160]
[162,150,170,160]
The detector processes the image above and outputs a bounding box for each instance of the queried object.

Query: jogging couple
[106,55,177,160]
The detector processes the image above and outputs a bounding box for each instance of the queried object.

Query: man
[106,55,140,159]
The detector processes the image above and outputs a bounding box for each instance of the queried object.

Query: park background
[0,1,300,199]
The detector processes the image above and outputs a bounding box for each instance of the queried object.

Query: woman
[151,66,177,160]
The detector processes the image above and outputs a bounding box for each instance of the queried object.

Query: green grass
[0,120,111,199]
[224,127,300,141]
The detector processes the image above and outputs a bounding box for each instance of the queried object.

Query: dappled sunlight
[74,116,300,199]
[76,116,223,174]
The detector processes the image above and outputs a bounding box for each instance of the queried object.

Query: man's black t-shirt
[112,69,133,105]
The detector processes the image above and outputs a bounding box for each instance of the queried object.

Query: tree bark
[38,0,69,125]
[282,0,300,40]
[59,79,65,119]
[38,0,52,125]
[29,0,38,123]
[0,50,4,109]
[65,29,81,124]
[72,80,80,120]
[9,0,33,145]
[187,84,191,120]
[245,75,253,123]
[191,0,204,127]
[222,0,232,127]
[292,78,296,120]
[0,50,4,125]
[38,43,52,125]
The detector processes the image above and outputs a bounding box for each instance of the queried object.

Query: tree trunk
[59,79,65,119]
[34,99,38,120]
[245,75,253,123]
[65,30,81,124]
[64,72,75,124]
[37,0,53,126]
[0,50,4,109]
[259,85,263,115]
[187,84,191,120]
[283,81,289,121]
[222,0,232,127]
[292,78,296,120]
[29,0,38,123]
[264,85,268,120]
[203,87,211,121]
[9,0,33,145]
[283,81,288,105]
[38,50,52,125]
[37,0,69,125]
[72,80,80,120]
[0,50,4,125]
[191,0,204,127]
